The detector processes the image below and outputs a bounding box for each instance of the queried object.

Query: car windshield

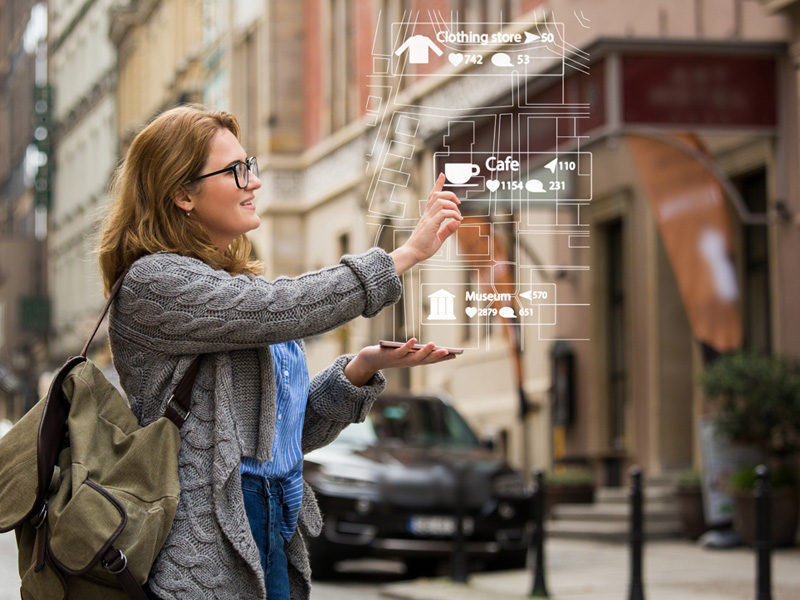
[335,397,481,449]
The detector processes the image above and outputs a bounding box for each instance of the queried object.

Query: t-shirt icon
[395,35,443,65]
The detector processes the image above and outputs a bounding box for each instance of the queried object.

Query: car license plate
[408,515,474,537]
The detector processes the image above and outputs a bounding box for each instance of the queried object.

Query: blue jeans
[241,473,291,600]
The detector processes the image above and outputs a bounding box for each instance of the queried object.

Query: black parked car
[304,393,531,577]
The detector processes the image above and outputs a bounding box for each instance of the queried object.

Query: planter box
[675,487,708,540]
[732,487,800,547]
[544,484,595,519]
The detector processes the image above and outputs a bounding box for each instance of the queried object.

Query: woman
[97,105,461,599]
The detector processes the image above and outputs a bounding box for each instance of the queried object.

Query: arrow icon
[524,32,541,43]
[520,290,533,301]
[544,158,558,173]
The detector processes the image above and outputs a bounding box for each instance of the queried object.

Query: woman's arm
[301,355,385,454]
[112,248,401,354]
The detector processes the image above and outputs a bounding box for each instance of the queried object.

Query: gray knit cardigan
[108,249,402,599]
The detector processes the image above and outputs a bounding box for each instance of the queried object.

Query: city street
[0,530,408,599]
[313,559,410,600]
[6,527,800,599]
[0,531,18,600]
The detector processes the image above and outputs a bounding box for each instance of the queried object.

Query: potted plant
[700,350,800,547]
[543,468,595,518]
[728,464,799,547]
[673,468,708,540]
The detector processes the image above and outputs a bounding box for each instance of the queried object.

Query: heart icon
[448,53,464,67]
[465,307,478,318]
[486,180,500,192]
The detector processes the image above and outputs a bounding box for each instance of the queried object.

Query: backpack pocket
[48,480,126,575]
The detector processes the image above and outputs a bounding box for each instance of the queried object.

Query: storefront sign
[622,55,777,128]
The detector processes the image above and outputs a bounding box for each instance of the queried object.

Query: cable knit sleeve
[110,249,401,354]
[301,354,386,453]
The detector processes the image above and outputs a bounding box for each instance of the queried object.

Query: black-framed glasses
[186,156,258,189]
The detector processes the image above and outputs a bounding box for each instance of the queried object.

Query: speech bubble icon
[491,53,513,67]
[499,306,517,319]
[526,179,545,193]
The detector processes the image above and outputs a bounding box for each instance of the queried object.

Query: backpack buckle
[165,394,191,423]
[30,503,47,529]
[101,549,128,574]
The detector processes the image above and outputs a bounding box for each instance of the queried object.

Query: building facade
[48,0,120,361]
[540,0,795,483]
[0,0,47,420]
[110,0,204,150]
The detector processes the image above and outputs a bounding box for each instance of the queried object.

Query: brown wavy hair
[98,105,263,295]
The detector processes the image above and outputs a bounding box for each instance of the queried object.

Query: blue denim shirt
[240,341,309,540]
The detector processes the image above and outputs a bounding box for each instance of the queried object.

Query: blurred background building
[0,0,48,422]
[48,0,119,362]
[1,1,798,503]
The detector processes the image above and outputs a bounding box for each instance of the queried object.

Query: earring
[185,211,191,217]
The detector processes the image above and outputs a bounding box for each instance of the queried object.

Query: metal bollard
[529,469,549,597]
[451,461,469,583]
[755,465,772,600]
[628,466,645,600]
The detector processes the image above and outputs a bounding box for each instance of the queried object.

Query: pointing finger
[428,173,446,202]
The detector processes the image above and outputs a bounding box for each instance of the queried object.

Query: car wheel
[403,557,441,578]
[308,539,338,580]
[486,547,529,571]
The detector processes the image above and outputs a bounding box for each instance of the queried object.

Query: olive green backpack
[0,273,200,599]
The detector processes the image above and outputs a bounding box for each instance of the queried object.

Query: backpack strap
[163,356,202,429]
[80,272,128,358]
[101,547,149,600]
[83,269,201,428]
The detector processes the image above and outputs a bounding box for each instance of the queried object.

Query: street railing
[524,465,775,600]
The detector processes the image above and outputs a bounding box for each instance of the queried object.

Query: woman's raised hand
[390,174,462,275]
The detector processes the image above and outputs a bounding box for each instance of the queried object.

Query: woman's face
[177,127,262,250]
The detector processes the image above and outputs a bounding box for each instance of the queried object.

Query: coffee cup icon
[445,162,480,185]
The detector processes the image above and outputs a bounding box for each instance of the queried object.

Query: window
[605,219,626,451]
[335,397,481,449]
[336,232,351,354]
[734,169,770,352]
[0,301,5,350]
[238,32,258,153]
[330,0,355,132]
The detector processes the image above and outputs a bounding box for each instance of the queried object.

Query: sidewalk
[4,528,799,599]
[380,538,800,600]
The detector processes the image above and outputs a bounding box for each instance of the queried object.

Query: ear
[172,187,194,213]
